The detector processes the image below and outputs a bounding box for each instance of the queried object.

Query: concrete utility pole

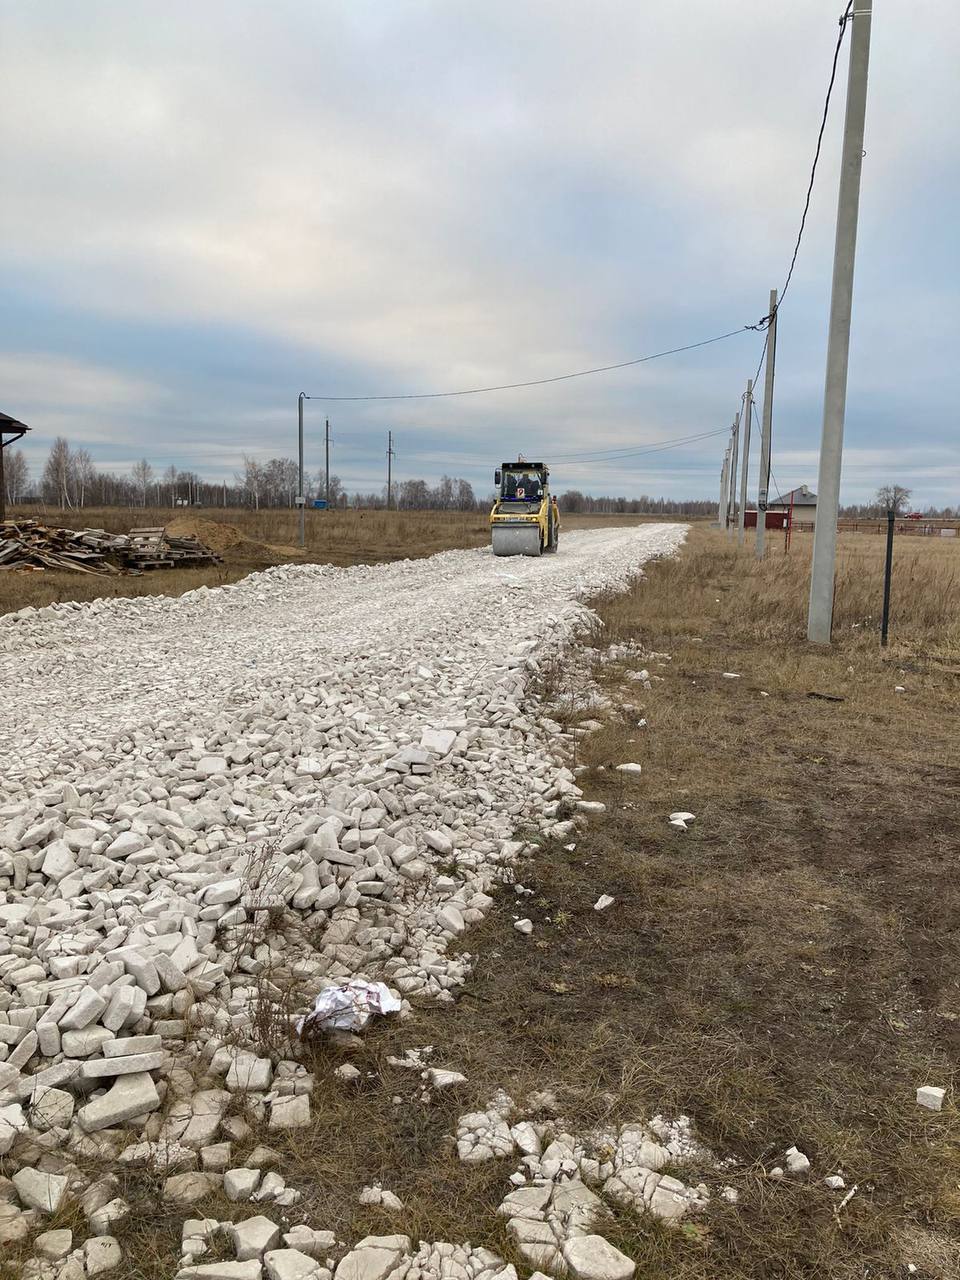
[756,289,778,558]
[386,431,395,509]
[718,448,729,526]
[808,0,873,643]
[726,413,740,533]
[737,381,753,546]
[324,419,331,509]
[297,392,308,548]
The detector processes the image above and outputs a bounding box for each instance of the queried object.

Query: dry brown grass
[617,526,960,658]
[0,504,670,614]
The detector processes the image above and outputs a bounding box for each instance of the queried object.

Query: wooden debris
[0,520,222,575]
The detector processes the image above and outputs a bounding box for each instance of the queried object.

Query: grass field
[0,504,664,613]
[398,525,958,1278]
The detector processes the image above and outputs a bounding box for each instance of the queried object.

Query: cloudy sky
[2,1,957,504]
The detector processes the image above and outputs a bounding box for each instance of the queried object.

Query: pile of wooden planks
[0,520,221,575]
[124,527,221,569]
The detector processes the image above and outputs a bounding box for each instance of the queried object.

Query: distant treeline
[10,437,949,518]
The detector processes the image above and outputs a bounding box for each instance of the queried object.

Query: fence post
[880,508,894,646]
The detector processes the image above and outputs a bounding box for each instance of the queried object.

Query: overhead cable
[749,0,855,332]
[304,329,750,401]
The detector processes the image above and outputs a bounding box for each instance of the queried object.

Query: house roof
[770,484,817,505]
[0,412,30,436]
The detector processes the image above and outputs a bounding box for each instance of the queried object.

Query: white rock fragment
[785,1146,811,1176]
[562,1235,636,1280]
[424,1068,467,1090]
[593,895,615,912]
[13,1168,68,1214]
[514,919,534,935]
[916,1085,945,1111]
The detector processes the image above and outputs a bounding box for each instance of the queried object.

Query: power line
[304,329,751,401]
[750,1,855,332]
[543,428,732,466]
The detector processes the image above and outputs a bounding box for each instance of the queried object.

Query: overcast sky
[2,1,957,504]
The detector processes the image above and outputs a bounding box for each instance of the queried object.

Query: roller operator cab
[490,460,560,557]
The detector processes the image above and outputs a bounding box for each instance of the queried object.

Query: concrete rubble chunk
[228,1215,282,1261]
[84,1235,123,1276]
[916,1085,945,1111]
[562,1235,636,1280]
[227,1050,273,1092]
[785,1146,811,1177]
[264,1249,323,1280]
[334,1242,409,1280]
[269,1094,310,1130]
[177,1264,265,1280]
[59,987,109,1032]
[163,1171,217,1206]
[12,1168,68,1215]
[80,1050,166,1081]
[78,1072,161,1133]
[225,1168,262,1201]
[29,1087,75,1132]
[35,1229,74,1261]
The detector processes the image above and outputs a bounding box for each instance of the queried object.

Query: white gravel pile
[0,524,685,1269]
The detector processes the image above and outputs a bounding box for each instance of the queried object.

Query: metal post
[880,507,894,645]
[807,0,873,643]
[298,392,307,547]
[737,380,753,546]
[0,437,6,524]
[756,289,778,558]
[387,431,394,509]
[325,419,330,510]
[726,413,740,534]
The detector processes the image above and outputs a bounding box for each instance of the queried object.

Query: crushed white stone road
[0,525,688,1277]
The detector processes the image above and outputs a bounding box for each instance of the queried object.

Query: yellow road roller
[490,459,560,556]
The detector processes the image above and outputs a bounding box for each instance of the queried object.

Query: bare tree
[3,449,29,505]
[162,464,178,507]
[42,437,74,508]
[239,455,263,510]
[73,448,96,508]
[131,458,154,507]
[875,484,912,515]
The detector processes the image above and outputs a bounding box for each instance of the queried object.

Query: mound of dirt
[166,516,304,563]
[166,516,245,552]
